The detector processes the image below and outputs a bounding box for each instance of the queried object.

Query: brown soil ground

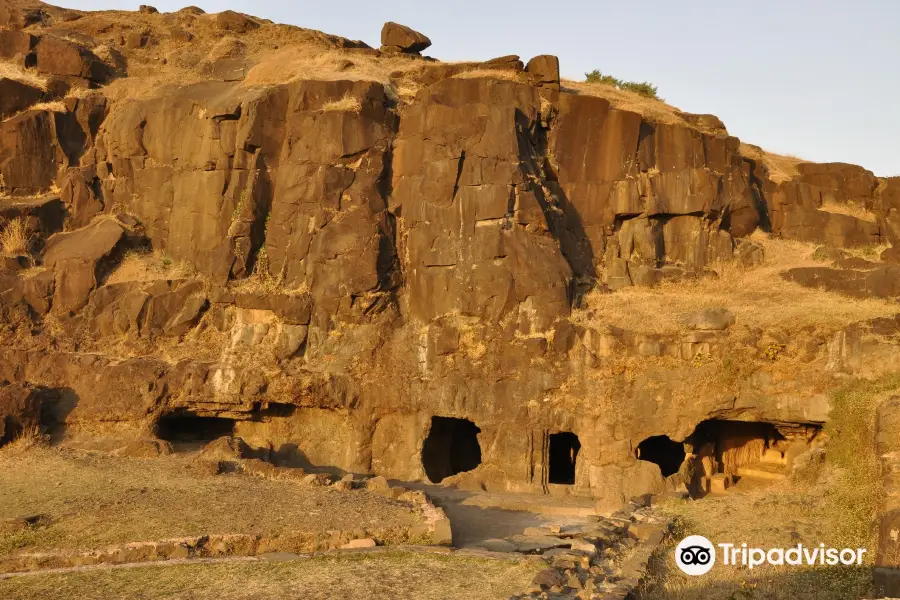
[0,447,424,555]
[0,550,540,600]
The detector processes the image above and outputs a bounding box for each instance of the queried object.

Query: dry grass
[243,47,420,89]
[739,143,805,184]
[452,68,525,82]
[104,250,195,285]
[0,426,48,452]
[0,217,31,256]
[0,550,540,600]
[822,375,900,551]
[26,101,67,113]
[576,231,900,336]
[0,61,49,91]
[819,199,877,223]
[0,447,423,555]
[321,92,362,113]
[637,484,873,600]
[562,79,691,129]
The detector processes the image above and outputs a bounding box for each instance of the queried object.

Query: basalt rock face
[748,158,885,249]
[0,4,897,507]
[549,93,758,287]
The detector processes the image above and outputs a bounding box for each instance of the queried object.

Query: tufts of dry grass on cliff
[0,60,49,91]
[739,142,805,184]
[26,100,67,113]
[0,217,31,256]
[242,46,421,88]
[562,79,692,129]
[452,68,525,82]
[322,92,362,113]
[104,249,195,284]
[577,231,900,336]
[818,199,877,222]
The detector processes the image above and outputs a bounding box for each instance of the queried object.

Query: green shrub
[584,69,621,87]
[584,69,661,100]
[618,80,660,99]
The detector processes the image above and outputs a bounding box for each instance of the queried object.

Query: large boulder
[380,22,431,53]
[0,78,44,120]
[33,35,113,84]
[0,110,72,195]
[43,217,126,315]
[213,10,260,33]
[678,308,735,331]
[0,30,37,59]
[525,55,560,89]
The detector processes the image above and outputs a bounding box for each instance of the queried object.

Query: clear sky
[60,0,899,176]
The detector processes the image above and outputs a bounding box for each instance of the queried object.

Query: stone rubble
[462,497,674,600]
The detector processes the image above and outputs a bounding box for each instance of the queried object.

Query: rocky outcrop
[878,177,900,260]
[380,22,431,54]
[747,157,887,249]
[393,77,570,328]
[0,77,44,120]
[549,93,758,286]
[33,35,113,85]
[213,10,261,34]
[525,55,560,89]
[783,265,900,299]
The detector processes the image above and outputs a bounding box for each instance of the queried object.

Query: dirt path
[402,483,597,548]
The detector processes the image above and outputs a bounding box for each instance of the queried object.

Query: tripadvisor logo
[675,535,716,576]
[674,535,868,576]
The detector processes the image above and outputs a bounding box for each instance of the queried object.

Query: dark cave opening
[156,413,235,442]
[636,435,686,477]
[548,432,581,485]
[421,416,482,484]
[685,419,791,495]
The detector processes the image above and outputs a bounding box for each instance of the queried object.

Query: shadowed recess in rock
[156,413,236,443]
[421,417,482,484]
[636,435,686,477]
[548,431,581,485]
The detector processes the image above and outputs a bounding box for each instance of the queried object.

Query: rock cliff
[0,1,898,509]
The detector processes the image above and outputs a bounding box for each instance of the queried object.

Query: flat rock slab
[476,538,517,553]
[507,534,571,553]
[43,217,124,267]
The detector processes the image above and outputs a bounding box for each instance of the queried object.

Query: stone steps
[736,462,788,481]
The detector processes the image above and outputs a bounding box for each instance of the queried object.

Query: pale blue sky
[61,0,899,176]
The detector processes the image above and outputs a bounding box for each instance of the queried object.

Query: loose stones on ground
[480,500,671,600]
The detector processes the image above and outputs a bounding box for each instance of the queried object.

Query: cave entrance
[548,432,581,485]
[685,419,790,495]
[636,435,686,477]
[156,413,235,443]
[421,417,482,484]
